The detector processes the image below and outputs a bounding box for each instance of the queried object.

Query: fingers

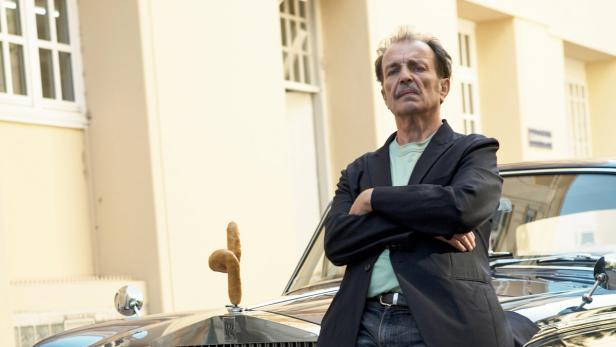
[454,232,476,251]
[450,239,467,252]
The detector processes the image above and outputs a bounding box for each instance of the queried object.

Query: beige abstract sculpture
[208,222,242,305]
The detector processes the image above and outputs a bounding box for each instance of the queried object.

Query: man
[317,29,513,347]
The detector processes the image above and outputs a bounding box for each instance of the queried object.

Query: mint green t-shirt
[366,134,433,298]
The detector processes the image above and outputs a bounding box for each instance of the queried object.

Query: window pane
[468,83,474,114]
[10,43,26,95]
[5,0,22,35]
[59,51,74,101]
[0,43,6,92]
[288,0,295,15]
[303,54,311,84]
[280,18,287,46]
[54,0,70,43]
[35,0,51,40]
[464,34,471,67]
[39,48,55,98]
[460,82,466,113]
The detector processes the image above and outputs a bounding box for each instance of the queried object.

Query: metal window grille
[279,0,315,89]
[567,83,591,157]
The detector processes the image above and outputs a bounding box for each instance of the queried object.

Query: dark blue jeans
[356,301,426,347]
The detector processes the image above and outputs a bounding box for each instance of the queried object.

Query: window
[0,0,84,128]
[564,58,592,158]
[567,82,591,157]
[0,0,28,96]
[457,19,481,134]
[490,173,616,256]
[279,0,318,93]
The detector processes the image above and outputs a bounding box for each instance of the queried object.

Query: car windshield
[286,172,616,293]
[490,173,616,257]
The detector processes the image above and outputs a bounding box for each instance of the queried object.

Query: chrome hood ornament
[209,222,243,311]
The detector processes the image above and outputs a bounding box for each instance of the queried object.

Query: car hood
[35,267,615,346]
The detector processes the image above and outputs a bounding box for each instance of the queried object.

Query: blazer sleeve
[324,160,412,266]
[370,136,502,238]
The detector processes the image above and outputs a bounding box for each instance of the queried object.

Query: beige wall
[319,0,377,181]
[0,219,12,346]
[78,0,168,313]
[513,19,568,161]
[0,122,93,279]
[475,19,523,163]
[140,0,298,311]
[587,59,616,158]
[463,0,616,163]
[466,0,616,55]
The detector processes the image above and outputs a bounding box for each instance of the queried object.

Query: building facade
[0,0,615,345]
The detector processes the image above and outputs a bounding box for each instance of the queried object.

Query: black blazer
[317,121,514,347]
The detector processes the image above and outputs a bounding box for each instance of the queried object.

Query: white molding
[284,80,319,93]
[0,103,87,128]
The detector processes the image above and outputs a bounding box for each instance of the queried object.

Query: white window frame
[0,0,86,128]
[564,58,592,158]
[457,19,481,134]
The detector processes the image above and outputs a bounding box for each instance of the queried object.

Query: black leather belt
[370,292,408,307]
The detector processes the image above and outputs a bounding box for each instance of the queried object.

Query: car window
[491,173,616,256]
[286,223,344,293]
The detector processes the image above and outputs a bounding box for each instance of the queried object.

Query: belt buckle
[378,295,392,307]
[378,293,398,307]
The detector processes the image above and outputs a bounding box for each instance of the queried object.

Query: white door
[284,91,321,254]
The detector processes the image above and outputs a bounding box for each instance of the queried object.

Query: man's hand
[435,231,476,252]
[349,188,374,216]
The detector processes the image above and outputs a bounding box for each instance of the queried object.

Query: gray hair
[374,27,452,83]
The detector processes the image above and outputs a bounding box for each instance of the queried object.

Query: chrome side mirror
[114,285,144,317]
[576,254,616,310]
[595,253,616,290]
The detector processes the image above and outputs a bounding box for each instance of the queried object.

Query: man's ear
[439,78,450,104]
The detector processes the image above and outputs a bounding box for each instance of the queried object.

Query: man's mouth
[395,86,419,98]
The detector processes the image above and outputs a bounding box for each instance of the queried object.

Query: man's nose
[399,66,412,82]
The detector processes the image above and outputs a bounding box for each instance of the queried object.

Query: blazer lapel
[367,132,396,187]
[408,120,456,185]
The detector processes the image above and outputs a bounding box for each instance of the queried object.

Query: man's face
[380,40,450,118]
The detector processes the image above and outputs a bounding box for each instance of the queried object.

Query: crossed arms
[324,138,502,266]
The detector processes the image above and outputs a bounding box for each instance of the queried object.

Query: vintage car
[35,160,616,346]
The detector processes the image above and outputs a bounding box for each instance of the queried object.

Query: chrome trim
[283,203,332,295]
[499,265,594,271]
[501,168,616,176]
[249,287,338,310]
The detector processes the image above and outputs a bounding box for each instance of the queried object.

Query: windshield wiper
[490,254,600,269]
[489,251,513,259]
[535,254,600,264]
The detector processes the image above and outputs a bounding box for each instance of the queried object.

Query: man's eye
[386,68,398,76]
[414,65,426,72]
